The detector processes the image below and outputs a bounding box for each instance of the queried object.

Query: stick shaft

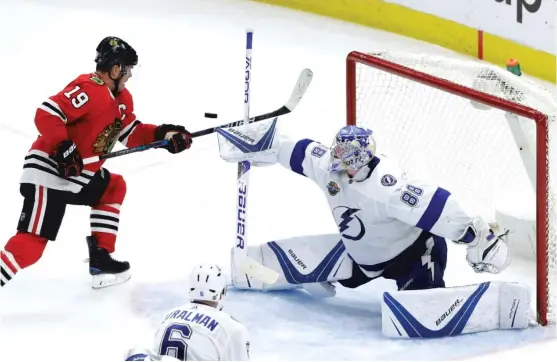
[234,29,254,260]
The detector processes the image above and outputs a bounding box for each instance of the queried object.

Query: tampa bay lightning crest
[333,206,365,241]
[381,174,397,186]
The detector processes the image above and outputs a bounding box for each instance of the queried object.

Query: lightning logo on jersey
[421,238,435,280]
[333,206,365,241]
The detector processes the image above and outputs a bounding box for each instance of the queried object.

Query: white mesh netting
[350,51,556,325]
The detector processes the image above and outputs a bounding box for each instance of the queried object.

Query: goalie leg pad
[230,233,353,291]
[382,281,531,338]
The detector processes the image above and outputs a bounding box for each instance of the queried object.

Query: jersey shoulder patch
[380,174,397,187]
[70,73,104,88]
[89,74,105,86]
[66,74,109,96]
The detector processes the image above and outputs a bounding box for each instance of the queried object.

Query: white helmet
[189,264,227,308]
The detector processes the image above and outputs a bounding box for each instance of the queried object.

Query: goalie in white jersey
[125,264,250,361]
[218,122,531,337]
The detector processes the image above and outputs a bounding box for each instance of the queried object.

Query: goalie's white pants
[230,232,448,292]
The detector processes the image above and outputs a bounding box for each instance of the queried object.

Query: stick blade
[238,257,280,284]
[285,68,313,111]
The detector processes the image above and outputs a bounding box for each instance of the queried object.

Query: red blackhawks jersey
[21,73,157,193]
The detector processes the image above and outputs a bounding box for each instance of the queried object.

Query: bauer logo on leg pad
[382,282,491,338]
[267,240,346,284]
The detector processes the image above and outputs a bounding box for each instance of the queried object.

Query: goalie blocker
[231,234,532,338]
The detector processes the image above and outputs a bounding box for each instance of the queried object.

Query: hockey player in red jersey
[0,36,193,289]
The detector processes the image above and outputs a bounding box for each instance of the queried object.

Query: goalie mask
[329,125,376,173]
[189,264,227,310]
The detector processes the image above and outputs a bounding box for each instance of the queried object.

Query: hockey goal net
[347,51,556,326]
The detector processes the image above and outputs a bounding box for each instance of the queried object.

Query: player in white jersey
[125,264,250,361]
[216,123,531,337]
[222,124,511,291]
[218,121,531,338]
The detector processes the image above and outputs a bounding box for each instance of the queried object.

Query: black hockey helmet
[94,36,138,72]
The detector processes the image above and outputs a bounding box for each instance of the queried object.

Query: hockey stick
[232,30,280,285]
[83,139,170,164]
[82,68,313,165]
[192,67,313,137]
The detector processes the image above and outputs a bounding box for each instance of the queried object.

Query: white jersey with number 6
[153,302,250,361]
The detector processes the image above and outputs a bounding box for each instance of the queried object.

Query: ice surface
[0,0,555,361]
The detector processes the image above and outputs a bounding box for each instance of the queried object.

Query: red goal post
[346,50,555,326]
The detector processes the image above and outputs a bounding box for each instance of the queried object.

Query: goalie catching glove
[456,217,511,274]
[216,117,281,166]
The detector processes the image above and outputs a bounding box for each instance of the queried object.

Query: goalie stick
[83,68,313,165]
[232,29,281,285]
[193,67,313,137]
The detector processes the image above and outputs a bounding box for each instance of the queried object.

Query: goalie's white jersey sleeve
[153,303,250,361]
[277,138,474,275]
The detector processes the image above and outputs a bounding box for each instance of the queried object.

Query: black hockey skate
[86,236,131,289]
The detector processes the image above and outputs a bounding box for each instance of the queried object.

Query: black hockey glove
[155,124,193,154]
[53,140,83,178]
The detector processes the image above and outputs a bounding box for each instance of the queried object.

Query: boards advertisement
[386,0,555,54]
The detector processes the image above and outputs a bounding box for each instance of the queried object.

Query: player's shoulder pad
[69,73,113,100]
[299,140,331,177]
[71,73,106,88]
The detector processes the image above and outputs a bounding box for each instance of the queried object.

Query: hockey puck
[204,113,218,119]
